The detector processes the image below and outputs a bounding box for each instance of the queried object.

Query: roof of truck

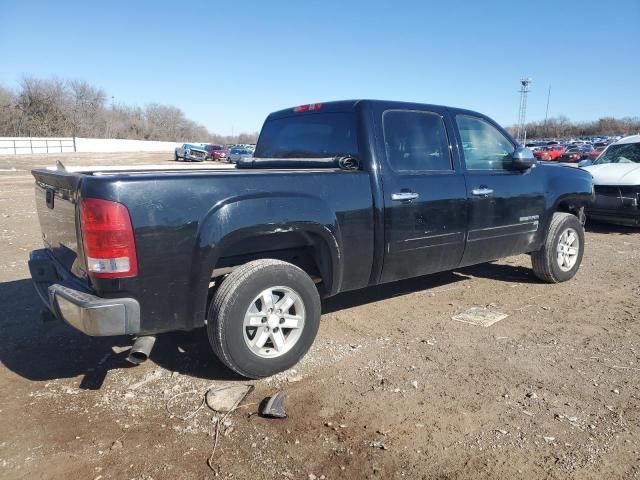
[266,99,487,121]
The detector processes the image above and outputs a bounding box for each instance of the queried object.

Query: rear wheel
[207,259,321,378]
[531,212,584,283]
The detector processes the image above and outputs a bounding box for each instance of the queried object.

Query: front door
[380,109,468,283]
[453,114,545,266]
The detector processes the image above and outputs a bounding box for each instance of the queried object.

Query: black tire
[531,212,584,283]
[207,259,321,378]
[175,152,180,161]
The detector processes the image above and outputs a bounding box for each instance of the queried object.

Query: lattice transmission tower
[516,78,532,143]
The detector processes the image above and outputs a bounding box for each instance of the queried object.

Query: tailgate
[32,168,86,280]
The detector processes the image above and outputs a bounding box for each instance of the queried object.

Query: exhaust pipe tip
[127,336,156,365]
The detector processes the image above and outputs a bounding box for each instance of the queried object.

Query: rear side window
[255,113,358,158]
[383,110,452,172]
[455,115,515,170]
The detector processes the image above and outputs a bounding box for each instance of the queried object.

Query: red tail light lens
[80,198,138,278]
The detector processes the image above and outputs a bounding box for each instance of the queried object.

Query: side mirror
[578,159,593,168]
[512,146,536,170]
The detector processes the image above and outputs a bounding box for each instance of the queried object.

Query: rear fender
[186,192,342,328]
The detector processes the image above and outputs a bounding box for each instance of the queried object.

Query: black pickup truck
[29,100,594,378]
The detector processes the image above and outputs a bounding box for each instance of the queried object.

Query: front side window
[456,115,515,171]
[382,110,452,172]
[594,143,640,164]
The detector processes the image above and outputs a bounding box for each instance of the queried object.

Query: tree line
[0,76,258,144]
[3,76,637,143]
[507,115,640,140]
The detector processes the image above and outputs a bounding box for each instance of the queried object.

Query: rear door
[452,113,545,266]
[379,108,468,283]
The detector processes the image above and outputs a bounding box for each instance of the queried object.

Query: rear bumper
[29,249,140,336]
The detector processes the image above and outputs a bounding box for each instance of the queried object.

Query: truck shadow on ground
[0,279,239,390]
[322,261,541,315]
[586,221,639,235]
[0,262,542,387]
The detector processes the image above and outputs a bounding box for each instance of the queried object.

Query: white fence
[0,137,185,155]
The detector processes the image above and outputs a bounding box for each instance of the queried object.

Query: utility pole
[106,96,115,138]
[544,86,551,123]
[516,78,532,144]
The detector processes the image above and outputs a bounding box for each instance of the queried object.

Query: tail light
[80,198,138,278]
[293,103,322,112]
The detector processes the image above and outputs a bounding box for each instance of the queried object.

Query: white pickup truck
[174,143,207,162]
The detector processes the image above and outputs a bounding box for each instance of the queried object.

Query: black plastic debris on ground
[259,391,287,419]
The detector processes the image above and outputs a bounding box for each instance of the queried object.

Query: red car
[560,145,594,163]
[533,145,566,161]
[204,144,229,161]
[588,145,607,160]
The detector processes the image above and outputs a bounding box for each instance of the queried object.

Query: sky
[1,0,639,135]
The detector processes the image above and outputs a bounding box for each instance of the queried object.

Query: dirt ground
[0,152,639,480]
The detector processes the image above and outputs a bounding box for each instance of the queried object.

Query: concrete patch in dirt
[205,384,254,413]
[452,307,509,327]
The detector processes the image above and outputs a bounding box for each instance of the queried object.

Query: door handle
[391,192,419,202]
[471,187,493,196]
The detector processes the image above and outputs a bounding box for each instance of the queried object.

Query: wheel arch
[185,192,342,329]
[553,195,587,222]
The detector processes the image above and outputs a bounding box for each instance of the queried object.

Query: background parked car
[227,147,253,163]
[175,143,207,162]
[204,144,229,161]
[534,145,567,161]
[560,145,594,162]
[588,145,607,160]
[525,142,546,152]
[580,135,640,226]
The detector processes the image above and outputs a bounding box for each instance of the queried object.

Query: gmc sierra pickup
[29,100,594,378]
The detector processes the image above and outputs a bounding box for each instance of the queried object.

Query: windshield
[254,112,358,158]
[594,143,640,164]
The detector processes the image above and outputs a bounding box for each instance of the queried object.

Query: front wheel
[531,212,584,283]
[207,259,321,378]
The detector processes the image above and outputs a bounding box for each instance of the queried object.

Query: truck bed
[31,164,375,334]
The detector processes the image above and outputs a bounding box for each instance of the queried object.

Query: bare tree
[17,76,69,136]
[0,86,20,136]
[67,80,106,137]
[0,75,258,143]
[508,115,640,140]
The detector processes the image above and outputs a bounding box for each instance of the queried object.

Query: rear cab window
[254,112,358,158]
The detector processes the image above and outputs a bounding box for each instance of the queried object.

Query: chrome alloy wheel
[557,227,579,272]
[242,286,306,358]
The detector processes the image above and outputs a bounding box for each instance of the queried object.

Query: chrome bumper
[29,249,140,336]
